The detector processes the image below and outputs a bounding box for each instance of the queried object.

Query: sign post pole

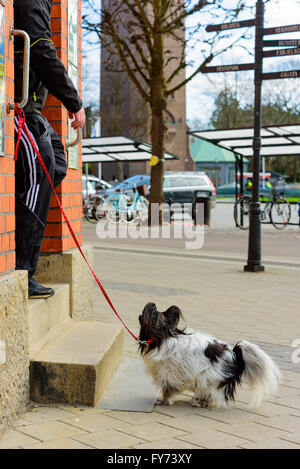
[244,0,265,272]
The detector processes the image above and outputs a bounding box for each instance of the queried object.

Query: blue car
[106,174,150,195]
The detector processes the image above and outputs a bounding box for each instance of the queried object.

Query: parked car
[106,174,150,196]
[82,175,112,200]
[216,182,241,196]
[146,171,216,225]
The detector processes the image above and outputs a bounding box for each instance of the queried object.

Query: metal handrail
[8,29,30,113]
[66,128,81,149]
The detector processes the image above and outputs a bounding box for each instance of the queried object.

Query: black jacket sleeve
[14,0,82,113]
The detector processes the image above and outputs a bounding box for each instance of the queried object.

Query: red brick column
[0,0,15,275]
[41,0,83,253]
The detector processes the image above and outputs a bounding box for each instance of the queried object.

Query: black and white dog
[139,303,280,408]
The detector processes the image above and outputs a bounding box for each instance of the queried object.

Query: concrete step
[28,284,71,357]
[30,321,124,407]
[97,358,159,412]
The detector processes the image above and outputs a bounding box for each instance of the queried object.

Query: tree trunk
[149,6,166,226]
[149,100,166,225]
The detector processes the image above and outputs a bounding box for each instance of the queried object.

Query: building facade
[100,1,193,182]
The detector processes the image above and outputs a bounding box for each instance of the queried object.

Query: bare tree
[83,0,255,222]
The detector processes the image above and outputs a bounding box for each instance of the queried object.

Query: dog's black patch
[218,342,246,401]
[204,340,229,363]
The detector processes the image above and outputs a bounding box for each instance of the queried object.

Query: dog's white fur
[140,321,280,408]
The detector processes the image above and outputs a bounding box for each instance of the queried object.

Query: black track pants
[14,113,67,279]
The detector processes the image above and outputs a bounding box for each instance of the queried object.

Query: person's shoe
[28,277,55,299]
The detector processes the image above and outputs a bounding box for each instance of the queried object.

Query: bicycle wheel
[93,196,106,220]
[84,199,98,223]
[136,196,149,223]
[270,198,291,230]
[104,195,120,223]
[234,196,251,230]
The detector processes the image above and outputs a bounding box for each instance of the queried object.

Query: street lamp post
[244,0,265,272]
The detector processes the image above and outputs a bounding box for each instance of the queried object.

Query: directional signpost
[206,19,255,32]
[204,2,300,272]
[202,63,254,73]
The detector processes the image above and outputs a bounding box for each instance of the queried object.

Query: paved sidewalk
[1,244,300,449]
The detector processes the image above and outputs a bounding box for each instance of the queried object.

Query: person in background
[14,0,85,298]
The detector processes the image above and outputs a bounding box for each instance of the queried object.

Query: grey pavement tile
[280,432,300,444]
[0,430,40,449]
[117,422,188,442]
[246,402,300,418]
[253,414,300,433]
[272,396,300,410]
[239,438,300,449]
[21,406,82,424]
[21,438,94,449]
[154,401,198,418]
[59,413,135,433]
[177,430,249,449]
[199,408,262,425]
[216,422,289,441]
[103,410,174,426]
[16,421,89,442]
[159,414,226,433]
[132,438,201,449]
[71,429,145,449]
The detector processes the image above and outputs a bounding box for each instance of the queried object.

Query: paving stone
[239,438,300,449]
[273,396,300,410]
[21,438,93,449]
[177,430,249,449]
[198,408,260,425]
[217,422,288,441]
[280,432,300,444]
[119,422,188,442]
[16,421,89,442]
[246,402,298,418]
[58,405,109,416]
[160,414,225,433]
[132,438,201,449]
[60,413,135,433]
[272,385,300,398]
[154,401,198,418]
[254,415,300,433]
[103,410,174,426]
[22,406,81,424]
[71,429,145,449]
[0,430,40,449]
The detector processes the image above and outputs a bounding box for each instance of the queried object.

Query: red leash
[14,104,153,345]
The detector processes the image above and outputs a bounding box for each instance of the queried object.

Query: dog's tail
[233,340,281,408]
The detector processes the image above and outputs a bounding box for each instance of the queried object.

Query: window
[164,176,207,188]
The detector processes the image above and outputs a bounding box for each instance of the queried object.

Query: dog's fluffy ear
[163,305,183,329]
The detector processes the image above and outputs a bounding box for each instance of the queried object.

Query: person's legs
[15,113,67,297]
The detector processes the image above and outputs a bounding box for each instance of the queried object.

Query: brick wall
[0,0,15,275]
[41,0,83,253]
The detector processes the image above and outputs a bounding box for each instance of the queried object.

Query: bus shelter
[190,124,300,193]
[189,124,300,227]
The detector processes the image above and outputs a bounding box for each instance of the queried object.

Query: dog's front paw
[155,398,173,406]
[191,398,213,408]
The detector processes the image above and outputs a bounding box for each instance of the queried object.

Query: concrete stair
[28,284,124,407]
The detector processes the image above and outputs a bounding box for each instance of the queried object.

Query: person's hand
[69,107,86,129]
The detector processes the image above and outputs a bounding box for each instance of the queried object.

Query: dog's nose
[138,315,142,323]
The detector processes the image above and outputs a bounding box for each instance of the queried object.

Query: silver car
[82,175,112,200]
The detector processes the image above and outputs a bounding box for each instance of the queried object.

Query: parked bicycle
[234,182,291,230]
[104,184,149,224]
[83,195,106,223]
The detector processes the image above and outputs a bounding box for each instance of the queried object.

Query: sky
[82,0,300,128]
[186,0,300,125]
